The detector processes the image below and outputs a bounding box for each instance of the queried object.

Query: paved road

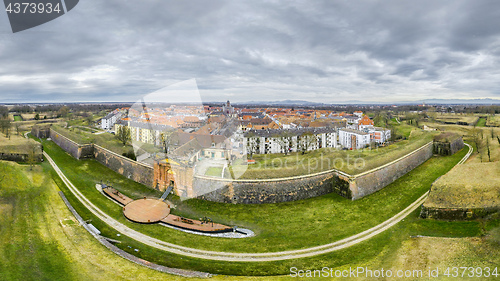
[44,143,472,262]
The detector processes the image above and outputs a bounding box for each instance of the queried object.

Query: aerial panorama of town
[1,1,500,280]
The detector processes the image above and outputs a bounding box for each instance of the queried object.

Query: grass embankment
[236,127,434,179]
[426,162,500,209]
[0,133,40,154]
[434,113,479,125]
[0,161,188,281]
[52,124,133,155]
[42,136,466,254]
[486,114,500,127]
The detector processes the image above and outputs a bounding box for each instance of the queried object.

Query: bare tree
[15,123,21,136]
[26,141,40,171]
[298,132,316,154]
[161,132,173,154]
[486,137,491,162]
[116,125,131,145]
[273,131,294,155]
[245,132,259,159]
[0,118,11,137]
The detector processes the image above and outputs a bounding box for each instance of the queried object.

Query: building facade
[244,128,337,155]
[339,128,370,149]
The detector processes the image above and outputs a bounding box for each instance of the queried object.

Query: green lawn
[13,115,23,122]
[476,117,487,127]
[205,166,223,177]
[41,136,467,254]
[0,162,76,280]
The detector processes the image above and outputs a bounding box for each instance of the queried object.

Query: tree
[86,114,93,126]
[26,141,40,171]
[161,132,173,154]
[245,134,259,159]
[273,131,294,155]
[116,125,131,145]
[58,106,70,118]
[373,112,388,127]
[34,113,40,120]
[15,123,20,136]
[0,118,11,137]
[298,132,316,154]
[486,137,491,162]
[472,128,482,154]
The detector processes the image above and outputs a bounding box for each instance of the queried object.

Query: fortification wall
[0,151,42,162]
[93,145,154,188]
[195,172,350,204]
[434,138,464,156]
[195,142,433,203]
[50,129,94,159]
[31,125,50,139]
[350,142,433,200]
[420,206,499,220]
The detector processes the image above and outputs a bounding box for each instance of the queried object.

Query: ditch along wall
[195,171,351,204]
[49,129,94,160]
[349,142,434,199]
[49,128,154,187]
[93,144,154,187]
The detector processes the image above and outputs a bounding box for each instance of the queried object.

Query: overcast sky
[1,0,500,103]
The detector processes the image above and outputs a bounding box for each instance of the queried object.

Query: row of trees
[472,127,497,162]
[0,118,11,137]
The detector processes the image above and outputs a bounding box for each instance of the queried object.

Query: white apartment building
[339,128,370,150]
[244,128,337,155]
[366,127,391,144]
[101,111,122,130]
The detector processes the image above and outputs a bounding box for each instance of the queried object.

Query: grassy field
[0,161,195,281]
[486,114,500,127]
[434,113,479,124]
[425,162,500,209]
[52,125,133,155]
[236,127,434,178]
[41,136,467,255]
[0,133,40,154]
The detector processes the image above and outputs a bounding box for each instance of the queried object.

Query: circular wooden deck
[123,199,170,223]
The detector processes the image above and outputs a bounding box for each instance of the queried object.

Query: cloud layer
[1,0,500,103]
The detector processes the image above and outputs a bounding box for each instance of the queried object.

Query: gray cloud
[1,0,500,103]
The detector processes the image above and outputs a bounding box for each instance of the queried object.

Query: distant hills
[236,98,500,106]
